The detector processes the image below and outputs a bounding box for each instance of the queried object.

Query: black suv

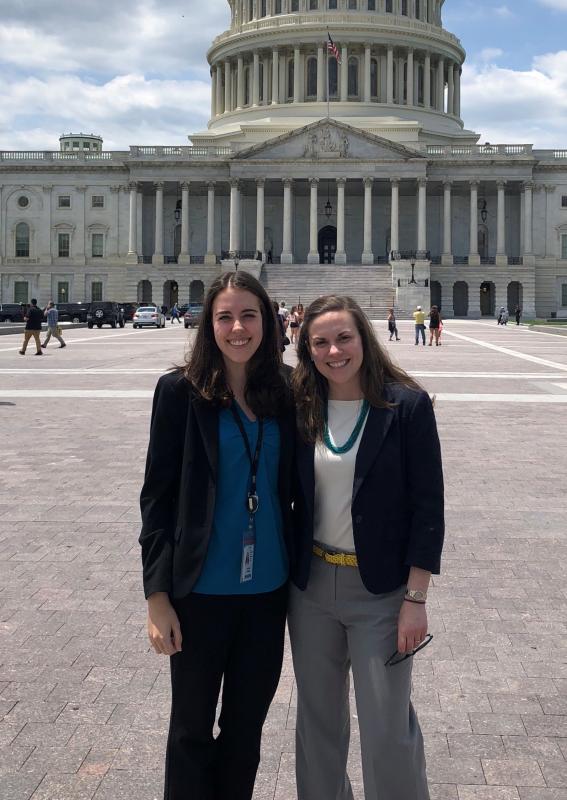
[0,303,25,322]
[87,302,125,329]
[56,302,90,323]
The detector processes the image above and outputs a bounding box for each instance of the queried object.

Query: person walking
[170,303,182,324]
[278,301,290,331]
[289,306,300,344]
[515,305,522,325]
[413,305,426,345]
[497,306,509,325]
[139,271,295,800]
[289,295,444,800]
[41,301,66,349]
[428,305,442,346]
[19,298,44,356]
[387,308,400,341]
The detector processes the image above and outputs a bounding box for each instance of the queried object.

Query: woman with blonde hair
[289,295,444,800]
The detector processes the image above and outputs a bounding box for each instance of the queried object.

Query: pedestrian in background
[289,306,300,344]
[278,301,290,331]
[42,301,66,349]
[497,307,509,325]
[170,303,182,324]
[19,298,43,356]
[515,305,522,325]
[140,271,294,800]
[387,308,400,341]
[413,305,426,345]
[428,305,442,346]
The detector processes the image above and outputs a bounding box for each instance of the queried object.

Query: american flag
[327,33,341,63]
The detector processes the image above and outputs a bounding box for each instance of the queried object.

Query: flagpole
[326,30,330,120]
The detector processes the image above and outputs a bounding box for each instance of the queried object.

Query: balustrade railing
[426,144,533,157]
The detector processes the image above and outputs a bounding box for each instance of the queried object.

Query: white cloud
[477,48,504,62]
[538,0,567,9]
[494,5,514,17]
[462,52,567,147]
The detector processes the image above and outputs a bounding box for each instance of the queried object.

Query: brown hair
[182,271,289,418]
[292,295,421,443]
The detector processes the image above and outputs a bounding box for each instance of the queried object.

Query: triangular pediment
[232,120,423,162]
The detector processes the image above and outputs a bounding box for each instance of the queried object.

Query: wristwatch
[404,588,427,603]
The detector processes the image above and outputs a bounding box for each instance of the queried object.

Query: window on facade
[562,195,567,208]
[244,66,250,105]
[58,195,71,209]
[58,233,70,258]
[92,233,104,258]
[418,64,424,104]
[328,0,337,7]
[16,222,30,257]
[309,0,318,9]
[371,58,378,97]
[260,0,267,16]
[385,0,392,11]
[288,60,294,99]
[393,61,398,102]
[291,0,299,11]
[91,281,103,302]
[368,0,376,9]
[14,281,29,304]
[348,0,357,8]
[562,283,567,306]
[259,62,264,101]
[401,0,408,14]
[562,234,567,260]
[329,58,338,98]
[416,0,421,18]
[93,143,99,150]
[73,141,80,149]
[275,0,282,11]
[307,57,318,97]
[57,282,69,303]
[83,142,90,150]
[348,57,359,96]
[249,0,254,19]
[403,61,408,102]
[17,195,30,208]
[92,195,104,208]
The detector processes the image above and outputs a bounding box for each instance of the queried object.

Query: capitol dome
[193,0,478,147]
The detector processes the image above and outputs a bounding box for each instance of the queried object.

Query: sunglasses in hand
[384,633,433,667]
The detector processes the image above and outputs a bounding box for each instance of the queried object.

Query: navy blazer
[139,369,295,600]
[292,384,445,595]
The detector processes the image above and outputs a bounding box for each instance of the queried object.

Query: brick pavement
[0,320,566,799]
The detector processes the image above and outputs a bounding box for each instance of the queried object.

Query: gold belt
[313,544,358,568]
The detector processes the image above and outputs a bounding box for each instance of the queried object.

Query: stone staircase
[259,264,396,318]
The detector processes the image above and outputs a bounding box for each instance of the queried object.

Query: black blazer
[139,369,295,599]
[292,384,444,595]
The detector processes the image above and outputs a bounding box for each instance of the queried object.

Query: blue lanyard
[229,403,264,516]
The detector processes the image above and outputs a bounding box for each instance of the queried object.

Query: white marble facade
[1,0,567,317]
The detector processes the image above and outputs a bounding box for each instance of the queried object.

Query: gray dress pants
[288,556,429,800]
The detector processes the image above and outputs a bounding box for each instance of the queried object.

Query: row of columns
[211,46,461,116]
[127,178,535,265]
[232,0,443,26]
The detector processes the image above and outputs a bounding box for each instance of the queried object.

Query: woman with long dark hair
[289,295,444,800]
[139,271,294,800]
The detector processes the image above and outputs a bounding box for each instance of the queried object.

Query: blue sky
[0,0,566,150]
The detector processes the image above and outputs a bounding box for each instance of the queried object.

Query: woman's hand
[147,592,182,656]
[397,600,428,654]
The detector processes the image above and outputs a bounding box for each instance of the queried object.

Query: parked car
[116,302,138,322]
[0,303,25,322]
[55,302,90,323]
[87,302,125,329]
[183,304,204,328]
[133,306,166,329]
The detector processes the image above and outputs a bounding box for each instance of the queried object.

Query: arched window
[288,59,294,99]
[307,57,318,98]
[348,57,359,97]
[329,58,338,98]
[16,222,30,257]
[370,58,378,98]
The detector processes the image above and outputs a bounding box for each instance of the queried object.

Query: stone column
[390,178,400,255]
[205,183,217,265]
[152,182,164,264]
[211,69,217,119]
[335,178,347,265]
[469,180,480,265]
[137,185,143,256]
[127,182,138,263]
[340,46,348,102]
[407,48,414,105]
[364,44,371,103]
[109,185,120,257]
[437,57,444,112]
[229,179,241,254]
[523,181,534,262]
[253,52,260,106]
[293,47,301,103]
[447,61,454,115]
[40,184,53,265]
[272,48,280,104]
[237,56,245,109]
[224,60,232,113]
[307,178,319,264]
[454,65,461,117]
[317,45,325,101]
[216,65,223,114]
[386,47,394,104]
[281,178,294,264]
[424,52,431,108]
[417,178,427,255]
[362,178,374,265]
[256,179,265,259]
[263,55,270,104]
[179,182,190,265]
[442,181,453,264]
[496,180,507,265]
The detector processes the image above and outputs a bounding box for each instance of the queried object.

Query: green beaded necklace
[323,399,370,455]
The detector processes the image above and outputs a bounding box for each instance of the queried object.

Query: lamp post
[409,258,417,285]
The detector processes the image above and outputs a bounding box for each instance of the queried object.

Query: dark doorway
[163,280,178,309]
[453,281,468,317]
[430,281,442,311]
[190,280,205,304]
[318,226,337,264]
[480,281,495,316]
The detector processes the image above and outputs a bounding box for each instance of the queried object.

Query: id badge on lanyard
[230,404,263,584]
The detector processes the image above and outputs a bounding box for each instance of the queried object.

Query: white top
[314,399,368,552]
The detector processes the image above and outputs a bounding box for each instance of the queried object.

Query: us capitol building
[2,0,567,318]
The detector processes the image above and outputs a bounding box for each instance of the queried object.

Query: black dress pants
[165,584,287,800]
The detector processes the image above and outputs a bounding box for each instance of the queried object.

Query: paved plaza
[0,318,567,800]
